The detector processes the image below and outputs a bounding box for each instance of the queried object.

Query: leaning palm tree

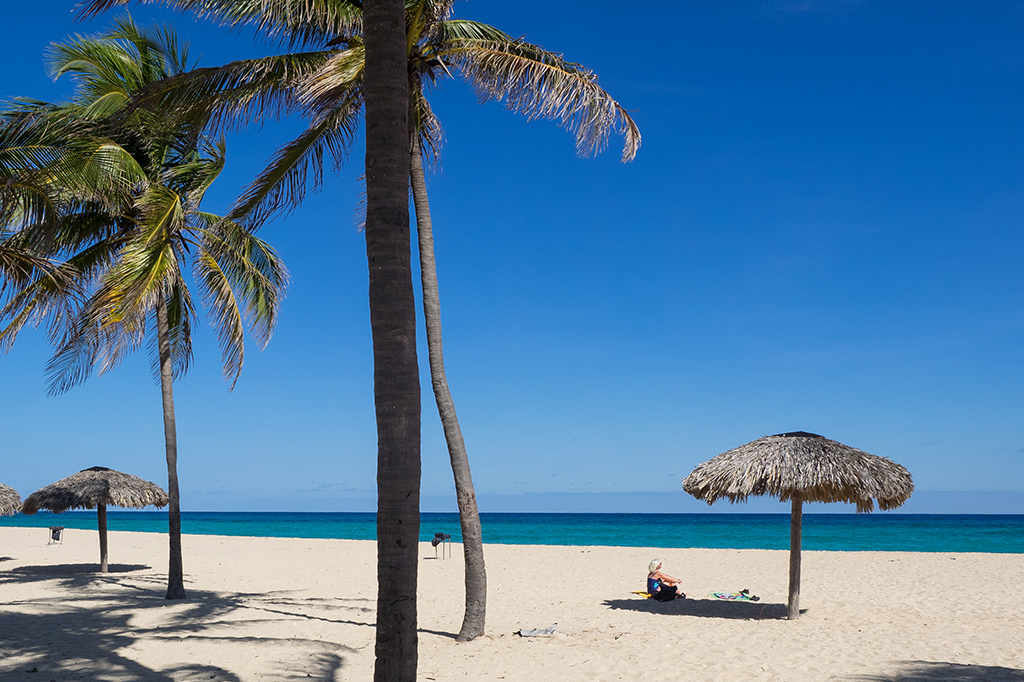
[0,18,289,599]
[80,0,639,640]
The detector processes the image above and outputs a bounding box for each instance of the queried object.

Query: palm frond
[228,100,362,226]
[0,175,60,233]
[72,138,150,201]
[0,104,95,229]
[408,0,455,46]
[47,18,182,114]
[436,20,641,161]
[45,313,124,394]
[0,103,83,169]
[412,85,443,170]
[0,230,82,353]
[44,213,184,395]
[32,206,126,263]
[44,272,151,395]
[192,242,244,384]
[157,279,195,380]
[297,44,365,111]
[126,51,334,137]
[189,215,288,387]
[94,190,184,328]
[77,0,364,49]
[0,231,54,290]
[162,138,226,207]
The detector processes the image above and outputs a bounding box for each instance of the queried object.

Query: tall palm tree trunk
[410,130,486,641]
[156,290,186,600]
[365,1,420,680]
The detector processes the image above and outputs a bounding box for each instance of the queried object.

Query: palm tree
[80,0,639,639]
[0,18,289,600]
[363,0,421,674]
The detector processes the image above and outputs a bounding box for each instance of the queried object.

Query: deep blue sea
[2,511,1022,553]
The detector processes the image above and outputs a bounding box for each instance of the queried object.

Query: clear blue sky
[1,1,1022,513]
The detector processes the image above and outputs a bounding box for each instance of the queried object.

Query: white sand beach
[1,526,1022,681]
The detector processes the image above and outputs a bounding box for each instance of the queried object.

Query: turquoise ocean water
[2,512,1022,553]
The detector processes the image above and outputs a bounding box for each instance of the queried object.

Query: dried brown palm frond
[0,484,21,516]
[682,431,913,513]
[436,20,641,162]
[21,466,168,514]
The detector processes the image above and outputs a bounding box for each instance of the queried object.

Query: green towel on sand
[710,590,759,602]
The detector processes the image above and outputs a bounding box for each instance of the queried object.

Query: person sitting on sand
[647,559,685,601]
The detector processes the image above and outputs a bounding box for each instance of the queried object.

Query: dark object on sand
[682,432,913,619]
[432,532,452,559]
[22,466,168,572]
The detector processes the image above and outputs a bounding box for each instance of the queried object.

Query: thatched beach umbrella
[22,466,168,572]
[682,432,913,619]
[0,484,22,517]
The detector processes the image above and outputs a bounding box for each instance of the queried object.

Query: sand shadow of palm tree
[3,561,378,628]
[0,563,156,591]
[12,562,151,575]
[850,661,1024,681]
[602,596,794,620]
[0,570,363,679]
[218,590,377,629]
[0,605,242,681]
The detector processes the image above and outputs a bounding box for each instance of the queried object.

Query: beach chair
[431,532,451,559]
[48,526,64,545]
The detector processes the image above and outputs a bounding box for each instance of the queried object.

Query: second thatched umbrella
[0,484,22,517]
[682,432,913,619]
[22,466,169,572]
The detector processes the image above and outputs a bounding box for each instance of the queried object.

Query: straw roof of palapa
[682,432,913,513]
[0,484,21,516]
[21,466,169,514]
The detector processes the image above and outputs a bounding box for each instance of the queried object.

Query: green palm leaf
[230,90,362,225]
[125,52,334,137]
[193,216,288,385]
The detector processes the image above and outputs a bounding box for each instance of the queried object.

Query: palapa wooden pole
[98,503,109,573]
[788,493,802,619]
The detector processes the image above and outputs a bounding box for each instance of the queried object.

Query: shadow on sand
[0,563,364,680]
[850,661,1024,682]
[602,596,796,620]
[13,562,151,575]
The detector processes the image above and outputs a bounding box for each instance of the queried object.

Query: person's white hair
[648,559,662,574]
